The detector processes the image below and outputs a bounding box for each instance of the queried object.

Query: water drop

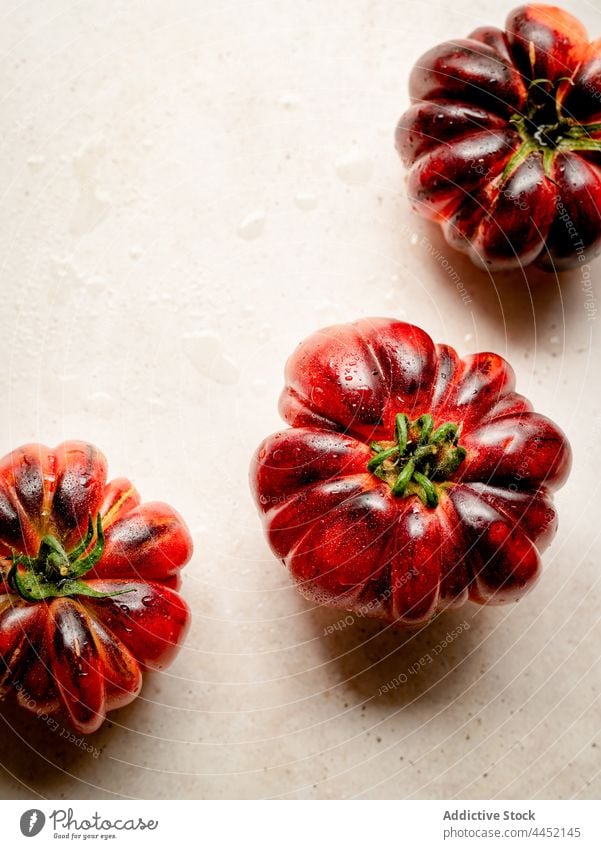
[27,154,46,170]
[85,391,115,418]
[279,93,301,109]
[335,146,372,186]
[183,330,240,384]
[238,208,265,240]
[70,137,110,236]
[294,192,317,211]
[48,255,84,304]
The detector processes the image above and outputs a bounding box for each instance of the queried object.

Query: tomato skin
[0,441,192,734]
[396,4,601,270]
[251,318,571,624]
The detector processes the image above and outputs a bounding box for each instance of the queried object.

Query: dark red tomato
[0,441,192,734]
[251,319,571,625]
[396,4,601,270]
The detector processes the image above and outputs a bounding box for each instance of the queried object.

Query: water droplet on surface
[85,391,115,418]
[183,330,240,384]
[549,335,560,345]
[335,146,372,186]
[27,154,46,170]
[84,273,108,292]
[294,192,317,211]
[257,323,272,341]
[314,299,339,320]
[279,93,301,109]
[48,255,84,304]
[238,208,265,240]
[70,137,110,236]
[410,233,419,246]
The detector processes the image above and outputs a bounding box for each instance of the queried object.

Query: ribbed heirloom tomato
[396,4,601,270]
[0,441,192,734]
[251,319,571,625]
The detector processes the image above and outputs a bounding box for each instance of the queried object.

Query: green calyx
[8,514,131,603]
[506,77,601,179]
[368,413,466,508]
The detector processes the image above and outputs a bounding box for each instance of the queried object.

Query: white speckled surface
[0,0,600,800]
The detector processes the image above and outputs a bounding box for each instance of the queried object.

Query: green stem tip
[8,514,131,603]
[367,412,466,508]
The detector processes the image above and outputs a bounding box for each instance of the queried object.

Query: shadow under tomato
[0,696,117,798]
[410,218,588,345]
[307,603,483,709]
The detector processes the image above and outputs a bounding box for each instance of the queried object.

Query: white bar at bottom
[1,799,599,848]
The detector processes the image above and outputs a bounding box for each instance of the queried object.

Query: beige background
[0,0,599,799]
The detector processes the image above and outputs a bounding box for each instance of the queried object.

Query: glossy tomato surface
[0,441,192,734]
[396,4,601,270]
[251,318,571,625]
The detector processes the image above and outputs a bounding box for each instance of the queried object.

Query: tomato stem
[368,413,466,508]
[8,514,130,603]
[507,77,601,168]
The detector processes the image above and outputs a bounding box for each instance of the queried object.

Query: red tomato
[0,441,192,734]
[251,318,571,624]
[396,4,601,270]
